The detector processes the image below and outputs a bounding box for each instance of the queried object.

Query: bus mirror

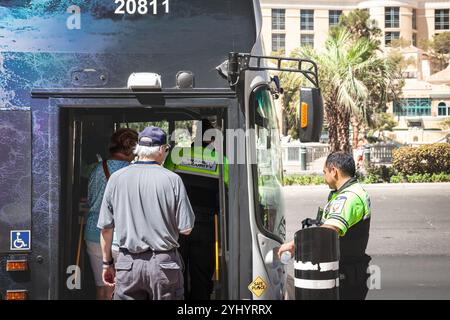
[298,87,324,142]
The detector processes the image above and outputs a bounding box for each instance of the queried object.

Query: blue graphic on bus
[10,230,31,250]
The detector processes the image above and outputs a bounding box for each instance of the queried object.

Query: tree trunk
[326,100,351,153]
[336,110,351,152]
[326,102,338,151]
[351,115,361,150]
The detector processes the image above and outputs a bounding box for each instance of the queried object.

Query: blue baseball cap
[138,126,167,147]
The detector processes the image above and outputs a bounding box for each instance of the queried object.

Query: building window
[412,33,417,47]
[394,98,432,116]
[301,10,314,30]
[385,32,400,46]
[435,9,449,30]
[329,10,342,27]
[272,34,285,52]
[287,147,300,162]
[412,9,417,30]
[438,102,448,116]
[300,34,314,47]
[272,9,285,30]
[385,7,400,28]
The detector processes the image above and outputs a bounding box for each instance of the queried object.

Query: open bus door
[29,89,238,299]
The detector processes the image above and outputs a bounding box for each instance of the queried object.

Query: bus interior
[59,106,229,299]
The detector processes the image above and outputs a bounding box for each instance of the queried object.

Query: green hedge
[364,165,397,183]
[389,173,450,183]
[283,144,450,185]
[392,143,450,175]
[284,172,450,185]
[283,175,325,186]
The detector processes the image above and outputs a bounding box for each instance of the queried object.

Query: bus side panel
[29,101,60,299]
[227,98,252,299]
[0,110,32,297]
[0,1,257,93]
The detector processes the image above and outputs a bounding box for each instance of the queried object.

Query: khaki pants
[114,249,184,300]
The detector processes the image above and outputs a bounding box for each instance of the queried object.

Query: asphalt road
[283,183,450,300]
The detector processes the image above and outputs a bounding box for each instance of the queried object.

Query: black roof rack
[226,52,319,88]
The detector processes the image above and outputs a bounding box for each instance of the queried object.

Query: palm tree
[281,29,398,152]
[352,55,403,146]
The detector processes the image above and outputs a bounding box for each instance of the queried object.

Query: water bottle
[280,251,292,265]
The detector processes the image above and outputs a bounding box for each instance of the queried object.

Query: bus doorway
[59,106,229,300]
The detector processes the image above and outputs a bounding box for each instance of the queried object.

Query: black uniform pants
[179,219,215,300]
[339,261,370,300]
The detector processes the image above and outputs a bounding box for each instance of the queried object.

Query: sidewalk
[283,182,450,190]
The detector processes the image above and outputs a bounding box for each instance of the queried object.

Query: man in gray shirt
[98,126,195,300]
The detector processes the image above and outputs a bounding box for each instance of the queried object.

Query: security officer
[164,119,228,300]
[278,151,371,300]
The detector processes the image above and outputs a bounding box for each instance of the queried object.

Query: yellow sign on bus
[248,276,268,297]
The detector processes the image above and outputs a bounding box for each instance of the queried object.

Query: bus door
[57,102,231,300]
[60,110,115,299]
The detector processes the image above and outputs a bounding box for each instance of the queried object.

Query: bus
[0,0,323,300]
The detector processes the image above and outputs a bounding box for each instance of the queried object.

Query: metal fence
[305,144,330,164]
[369,143,398,165]
[282,142,330,173]
[282,141,400,173]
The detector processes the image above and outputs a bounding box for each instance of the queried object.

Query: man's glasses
[163,145,171,153]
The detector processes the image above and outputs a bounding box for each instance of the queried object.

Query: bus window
[253,88,286,241]
[119,121,169,134]
[174,120,195,147]
[121,120,210,148]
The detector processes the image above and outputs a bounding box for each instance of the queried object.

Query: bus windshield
[253,88,285,241]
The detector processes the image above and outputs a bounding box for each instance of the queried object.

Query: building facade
[261,0,450,144]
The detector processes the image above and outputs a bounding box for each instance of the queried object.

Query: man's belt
[119,247,176,255]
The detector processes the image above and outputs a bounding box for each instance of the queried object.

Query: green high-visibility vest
[321,178,371,236]
[164,146,229,186]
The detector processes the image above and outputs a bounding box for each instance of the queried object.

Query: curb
[283,182,450,190]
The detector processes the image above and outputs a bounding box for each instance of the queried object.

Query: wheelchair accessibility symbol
[10,230,31,251]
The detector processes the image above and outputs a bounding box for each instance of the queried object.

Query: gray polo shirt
[97,164,195,253]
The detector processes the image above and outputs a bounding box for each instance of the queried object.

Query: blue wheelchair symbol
[10,230,31,250]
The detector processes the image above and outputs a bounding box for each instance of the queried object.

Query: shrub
[366,165,396,182]
[406,173,431,183]
[440,117,450,129]
[404,173,450,183]
[393,143,450,175]
[283,175,325,185]
[431,173,450,182]
[362,174,380,184]
[390,175,404,183]
[311,175,326,185]
[283,170,450,186]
